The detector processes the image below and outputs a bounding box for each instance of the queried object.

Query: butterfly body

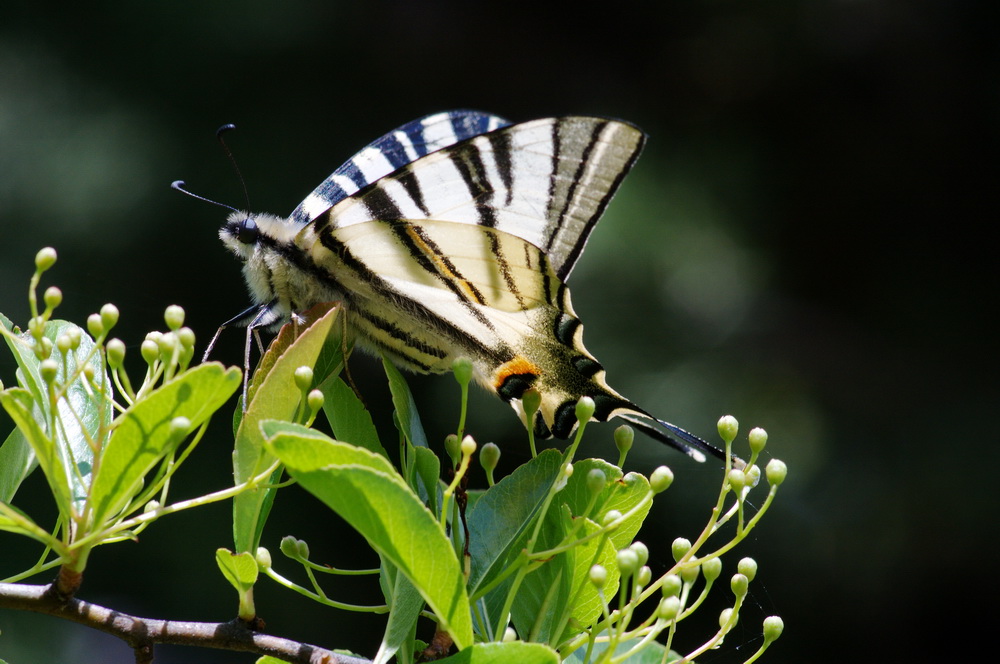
[213,111,720,461]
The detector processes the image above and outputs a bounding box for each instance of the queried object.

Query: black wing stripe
[449,150,498,228]
[545,120,606,257]
[314,223,511,367]
[557,122,645,280]
[389,223,497,329]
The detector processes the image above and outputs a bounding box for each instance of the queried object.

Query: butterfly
[188,110,720,462]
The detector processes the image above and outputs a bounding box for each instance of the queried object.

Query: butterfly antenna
[216,124,252,212]
[170,180,240,214]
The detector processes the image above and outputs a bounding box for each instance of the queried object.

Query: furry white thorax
[219,210,344,328]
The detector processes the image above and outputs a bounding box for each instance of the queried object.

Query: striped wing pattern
[218,112,718,461]
[289,110,510,226]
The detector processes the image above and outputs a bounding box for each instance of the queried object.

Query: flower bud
[40,359,59,384]
[730,573,749,598]
[575,396,595,423]
[589,564,608,588]
[766,459,787,486]
[630,541,649,567]
[156,332,178,357]
[701,557,722,582]
[279,536,299,558]
[680,562,700,584]
[163,304,184,331]
[586,468,607,495]
[56,333,74,355]
[748,427,768,454]
[522,388,541,418]
[293,365,314,391]
[106,338,126,368]
[35,247,57,272]
[658,596,680,621]
[728,468,747,493]
[307,389,325,413]
[602,510,623,528]
[737,557,757,582]
[177,326,196,351]
[614,424,634,457]
[87,313,104,338]
[650,465,674,493]
[661,574,682,598]
[671,537,691,562]
[444,434,461,466]
[762,615,784,641]
[64,326,81,349]
[141,339,159,365]
[480,442,500,473]
[616,549,639,577]
[717,415,738,444]
[255,547,272,569]
[636,565,652,588]
[44,286,62,310]
[169,416,191,443]
[451,356,473,386]
[460,435,477,456]
[100,303,119,333]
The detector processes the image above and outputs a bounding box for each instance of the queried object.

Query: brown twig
[0,582,371,664]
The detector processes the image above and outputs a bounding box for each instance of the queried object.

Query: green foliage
[1,249,787,663]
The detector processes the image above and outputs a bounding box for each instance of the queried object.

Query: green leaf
[88,363,240,525]
[467,450,565,594]
[320,375,387,458]
[563,638,681,663]
[374,559,424,664]
[0,320,111,510]
[215,548,259,620]
[0,388,73,521]
[233,303,341,553]
[0,313,35,504]
[411,445,441,517]
[262,422,472,649]
[381,356,427,448]
[434,642,559,664]
[511,461,653,644]
[215,548,259,589]
[1,312,45,408]
[0,500,55,548]
[0,427,33,504]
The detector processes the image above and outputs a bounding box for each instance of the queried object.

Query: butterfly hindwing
[301,217,642,440]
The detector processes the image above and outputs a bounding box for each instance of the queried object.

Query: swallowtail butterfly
[193,111,721,462]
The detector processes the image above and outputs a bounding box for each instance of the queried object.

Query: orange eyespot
[493,356,542,402]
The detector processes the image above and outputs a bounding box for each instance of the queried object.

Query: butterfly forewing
[309,117,645,280]
[290,110,510,226]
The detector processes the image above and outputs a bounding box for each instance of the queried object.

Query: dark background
[1,1,994,662]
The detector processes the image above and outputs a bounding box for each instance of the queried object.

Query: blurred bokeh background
[1,1,993,662]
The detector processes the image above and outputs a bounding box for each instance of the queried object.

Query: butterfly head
[220,211,261,260]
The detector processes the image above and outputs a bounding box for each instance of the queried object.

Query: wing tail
[616,413,711,463]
